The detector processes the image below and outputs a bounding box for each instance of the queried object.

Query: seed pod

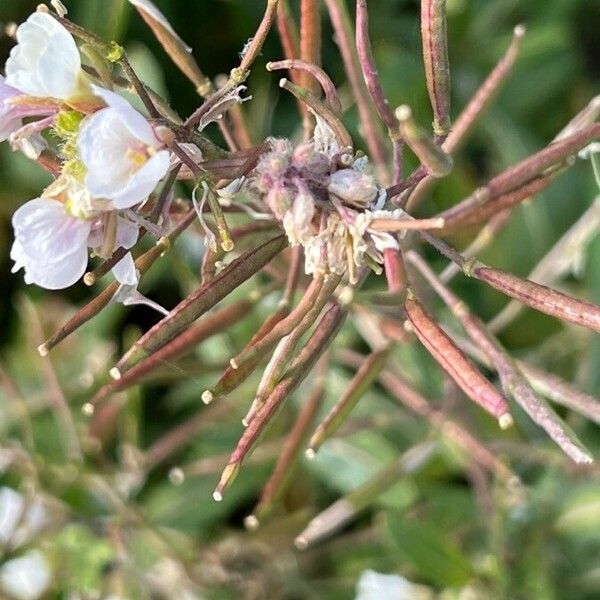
[475,266,600,334]
[306,345,390,455]
[421,0,451,137]
[113,234,287,375]
[213,302,347,501]
[129,0,210,94]
[404,292,511,424]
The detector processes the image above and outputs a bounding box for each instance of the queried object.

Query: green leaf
[386,512,474,588]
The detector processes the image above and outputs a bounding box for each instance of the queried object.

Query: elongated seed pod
[404,293,511,424]
[213,303,347,501]
[421,0,451,137]
[113,234,287,375]
[246,377,325,528]
[475,266,600,334]
[92,296,258,405]
[307,345,391,455]
[407,251,593,463]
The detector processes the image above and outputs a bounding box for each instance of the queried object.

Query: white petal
[10,131,47,159]
[110,150,171,208]
[79,108,141,193]
[0,76,23,141]
[0,487,23,544]
[5,12,80,99]
[115,216,140,249]
[90,84,134,111]
[90,85,158,144]
[0,550,51,600]
[11,198,91,289]
[111,252,138,285]
[21,244,88,289]
[112,283,169,315]
[12,198,90,262]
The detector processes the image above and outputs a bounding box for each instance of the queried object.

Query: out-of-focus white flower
[283,191,315,246]
[5,12,86,101]
[11,197,92,289]
[78,86,170,209]
[355,570,433,600]
[0,550,52,600]
[0,487,48,548]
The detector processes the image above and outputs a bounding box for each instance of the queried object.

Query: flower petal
[111,252,138,286]
[6,12,80,99]
[110,150,171,209]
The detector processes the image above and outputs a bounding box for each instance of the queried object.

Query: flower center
[126,144,156,169]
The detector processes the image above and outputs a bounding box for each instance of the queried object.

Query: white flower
[5,12,84,101]
[355,570,433,600]
[0,487,48,548]
[11,176,141,290]
[0,550,52,600]
[283,191,315,246]
[0,76,24,141]
[78,86,170,209]
[11,197,92,289]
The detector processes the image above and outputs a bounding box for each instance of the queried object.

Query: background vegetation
[0,1,599,598]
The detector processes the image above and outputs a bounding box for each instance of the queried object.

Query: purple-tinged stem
[395,105,453,177]
[279,78,353,148]
[267,60,341,113]
[355,0,404,185]
[323,0,388,181]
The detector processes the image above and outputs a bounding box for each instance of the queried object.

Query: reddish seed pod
[404,293,511,422]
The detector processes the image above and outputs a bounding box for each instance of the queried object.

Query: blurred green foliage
[0,1,599,599]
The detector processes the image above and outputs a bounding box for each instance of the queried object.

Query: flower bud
[328,168,379,208]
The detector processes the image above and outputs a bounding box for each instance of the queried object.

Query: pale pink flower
[78,87,170,209]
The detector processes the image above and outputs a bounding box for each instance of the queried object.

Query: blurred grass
[0,1,599,599]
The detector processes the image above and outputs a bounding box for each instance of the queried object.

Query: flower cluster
[236,118,400,282]
[2,11,173,299]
